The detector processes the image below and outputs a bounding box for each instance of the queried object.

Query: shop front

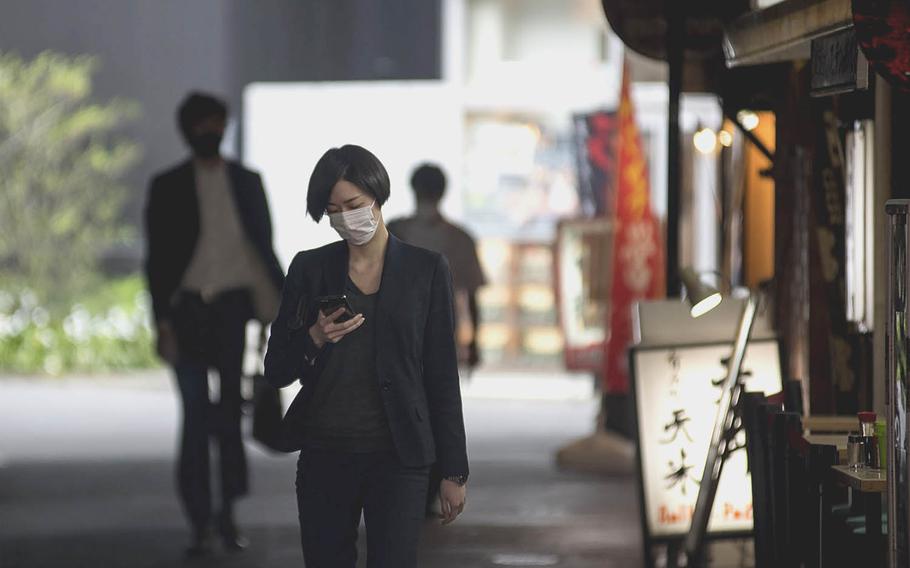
[601,0,910,565]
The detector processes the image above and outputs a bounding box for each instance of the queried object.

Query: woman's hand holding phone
[309,307,365,348]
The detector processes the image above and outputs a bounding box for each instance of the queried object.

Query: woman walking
[264,144,469,568]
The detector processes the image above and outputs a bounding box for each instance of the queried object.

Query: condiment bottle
[876,419,887,470]
[858,411,879,468]
[847,433,865,469]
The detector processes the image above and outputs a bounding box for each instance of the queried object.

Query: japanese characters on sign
[633,340,782,537]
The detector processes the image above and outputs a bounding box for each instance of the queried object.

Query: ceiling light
[737,110,759,131]
[693,127,718,154]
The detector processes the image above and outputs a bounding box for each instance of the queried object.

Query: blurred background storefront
[3,0,893,425]
[1,0,719,378]
[6,0,910,566]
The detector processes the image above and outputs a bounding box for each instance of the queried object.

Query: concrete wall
[0,1,232,227]
[226,2,440,84]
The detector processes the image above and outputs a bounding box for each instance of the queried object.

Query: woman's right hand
[309,307,365,348]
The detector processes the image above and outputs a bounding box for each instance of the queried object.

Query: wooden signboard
[630,338,782,565]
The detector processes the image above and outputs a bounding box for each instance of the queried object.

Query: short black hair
[307,145,391,222]
[410,163,446,202]
[177,92,228,142]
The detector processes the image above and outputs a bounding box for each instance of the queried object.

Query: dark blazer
[143,159,285,324]
[264,235,469,479]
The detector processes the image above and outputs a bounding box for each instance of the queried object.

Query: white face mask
[328,201,378,245]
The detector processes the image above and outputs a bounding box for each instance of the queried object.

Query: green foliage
[0,51,151,375]
[0,276,158,374]
[0,51,141,316]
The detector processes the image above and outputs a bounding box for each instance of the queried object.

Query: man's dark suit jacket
[264,235,469,479]
[144,159,285,325]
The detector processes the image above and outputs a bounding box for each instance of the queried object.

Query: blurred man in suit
[144,92,284,556]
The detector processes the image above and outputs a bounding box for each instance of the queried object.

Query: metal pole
[680,293,760,566]
[666,1,683,297]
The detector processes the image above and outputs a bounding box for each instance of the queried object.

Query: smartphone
[315,294,355,322]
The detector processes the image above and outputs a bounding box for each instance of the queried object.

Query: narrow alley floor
[0,372,642,567]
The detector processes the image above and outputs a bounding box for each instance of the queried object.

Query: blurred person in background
[388,163,485,516]
[264,145,468,568]
[143,92,284,557]
[388,163,486,372]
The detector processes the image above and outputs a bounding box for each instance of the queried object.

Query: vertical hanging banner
[604,62,666,393]
[558,110,620,372]
[572,111,619,217]
[811,106,861,412]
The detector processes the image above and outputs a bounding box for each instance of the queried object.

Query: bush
[0,276,158,375]
[0,51,150,375]
[0,51,141,316]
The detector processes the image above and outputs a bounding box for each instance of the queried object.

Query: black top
[265,235,469,479]
[303,277,394,452]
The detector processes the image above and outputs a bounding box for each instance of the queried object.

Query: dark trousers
[296,449,429,568]
[172,289,252,531]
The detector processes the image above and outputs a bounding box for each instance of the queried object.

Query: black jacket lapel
[178,159,199,220]
[226,161,255,240]
[321,240,349,297]
[377,234,407,313]
[178,159,200,263]
[375,235,408,373]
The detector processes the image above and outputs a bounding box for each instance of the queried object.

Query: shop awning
[600,0,751,92]
[723,0,853,67]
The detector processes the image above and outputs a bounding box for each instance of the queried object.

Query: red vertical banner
[604,62,666,393]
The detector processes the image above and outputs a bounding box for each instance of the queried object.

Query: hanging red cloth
[604,61,666,393]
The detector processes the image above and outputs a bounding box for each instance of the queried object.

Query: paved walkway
[0,371,643,567]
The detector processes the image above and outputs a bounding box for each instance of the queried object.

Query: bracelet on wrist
[444,475,468,486]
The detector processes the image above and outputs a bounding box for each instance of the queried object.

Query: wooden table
[830,465,887,493]
[831,465,886,566]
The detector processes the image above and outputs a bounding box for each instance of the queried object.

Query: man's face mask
[189,131,223,159]
[329,201,378,246]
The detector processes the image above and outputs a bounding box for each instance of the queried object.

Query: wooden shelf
[830,465,886,493]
